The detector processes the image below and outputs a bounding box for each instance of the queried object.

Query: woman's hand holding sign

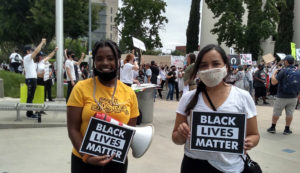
[172,114,191,145]
[85,154,115,166]
[178,122,191,140]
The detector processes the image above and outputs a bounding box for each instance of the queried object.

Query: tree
[274,0,293,55]
[115,0,168,52]
[206,0,245,52]
[186,0,201,54]
[0,0,99,49]
[206,0,280,60]
[244,0,279,60]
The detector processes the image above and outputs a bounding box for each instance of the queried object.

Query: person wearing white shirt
[120,53,139,86]
[23,38,46,118]
[64,49,85,103]
[172,44,259,173]
[39,47,58,102]
[9,50,22,73]
[157,66,166,99]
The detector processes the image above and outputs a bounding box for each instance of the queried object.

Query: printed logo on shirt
[91,97,129,115]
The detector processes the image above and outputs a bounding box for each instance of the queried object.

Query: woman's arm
[67,106,114,166]
[172,113,190,145]
[44,47,58,62]
[67,106,84,153]
[244,116,260,151]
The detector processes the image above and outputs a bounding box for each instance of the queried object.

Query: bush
[0,70,67,98]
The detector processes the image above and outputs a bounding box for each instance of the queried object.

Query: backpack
[282,68,300,95]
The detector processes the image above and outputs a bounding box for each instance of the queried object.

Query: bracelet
[82,154,91,163]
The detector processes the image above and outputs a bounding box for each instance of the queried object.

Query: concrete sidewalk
[0,98,299,173]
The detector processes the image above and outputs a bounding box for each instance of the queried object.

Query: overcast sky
[119,0,194,53]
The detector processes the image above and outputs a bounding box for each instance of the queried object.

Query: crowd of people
[1,38,299,173]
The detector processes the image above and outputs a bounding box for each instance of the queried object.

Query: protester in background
[174,66,180,101]
[267,55,300,135]
[225,67,237,85]
[136,70,145,84]
[254,64,269,105]
[166,65,176,101]
[64,50,85,103]
[67,40,139,173]
[234,65,246,90]
[245,65,254,96]
[120,53,139,86]
[23,38,46,118]
[157,66,166,99]
[172,44,259,172]
[177,67,184,98]
[42,47,58,102]
[9,49,22,73]
[144,63,152,83]
[81,65,89,80]
[150,60,160,100]
[183,53,196,94]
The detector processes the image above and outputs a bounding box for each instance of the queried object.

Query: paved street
[0,97,299,173]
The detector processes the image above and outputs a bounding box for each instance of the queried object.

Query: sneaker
[267,127,276,133]
[263,101,269,105]
[283,129,292,135]
[26,114,38,119]
[40,111,47,115]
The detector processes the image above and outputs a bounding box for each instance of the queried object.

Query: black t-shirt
[253,69,266,87]
[167,71,176,83]
[150,65,159,84]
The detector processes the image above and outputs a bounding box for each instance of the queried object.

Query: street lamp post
[55,0,64,99]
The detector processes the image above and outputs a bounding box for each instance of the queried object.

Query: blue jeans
[166,82,175,100]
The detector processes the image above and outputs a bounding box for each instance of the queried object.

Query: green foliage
[144,49,162,56]
[186,0,201,54]
[115,0,168,52]
[0,70,25,98]
[171,50,185,56]
[206,0,280,60]
[0,70,68,98]
[65,38,87,58]
[206,0,245,52]
[274,0,293,55]
[0,0,99,48]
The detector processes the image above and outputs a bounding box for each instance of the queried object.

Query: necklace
[93,76,118,113]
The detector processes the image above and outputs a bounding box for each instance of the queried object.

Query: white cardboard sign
[132,37,146,51]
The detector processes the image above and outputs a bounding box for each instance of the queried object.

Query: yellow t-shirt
[67,78,139,158]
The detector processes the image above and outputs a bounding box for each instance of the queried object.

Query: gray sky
[119,0,193,53]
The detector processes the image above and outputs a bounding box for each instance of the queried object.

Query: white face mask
[197,66,228,87]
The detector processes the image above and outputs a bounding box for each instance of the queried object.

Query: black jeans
[158,80,165,98]
[181,155,222,173]
[66,81,75,103]
[44,79,52,100]
[25,78,37,116]
[71,153,128,173]
[175,81,179,100]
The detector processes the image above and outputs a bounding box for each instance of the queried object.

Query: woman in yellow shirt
[67,40,139,173]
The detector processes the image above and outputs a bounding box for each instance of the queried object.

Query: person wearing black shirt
[253,64,269,105]
[166,65,176,100]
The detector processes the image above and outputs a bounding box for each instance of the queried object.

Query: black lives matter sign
[190,111,246,154]
[80,117,135,163]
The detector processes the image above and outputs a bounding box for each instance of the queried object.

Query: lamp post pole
[55,0,64,99]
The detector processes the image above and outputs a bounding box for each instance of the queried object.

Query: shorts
[273,98,298,116]
[254,87,266,97]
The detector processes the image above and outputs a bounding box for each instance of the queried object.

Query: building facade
[91,0,118,43]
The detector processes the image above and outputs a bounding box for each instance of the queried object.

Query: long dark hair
[184,44,230,114]
[92,40,121,69]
